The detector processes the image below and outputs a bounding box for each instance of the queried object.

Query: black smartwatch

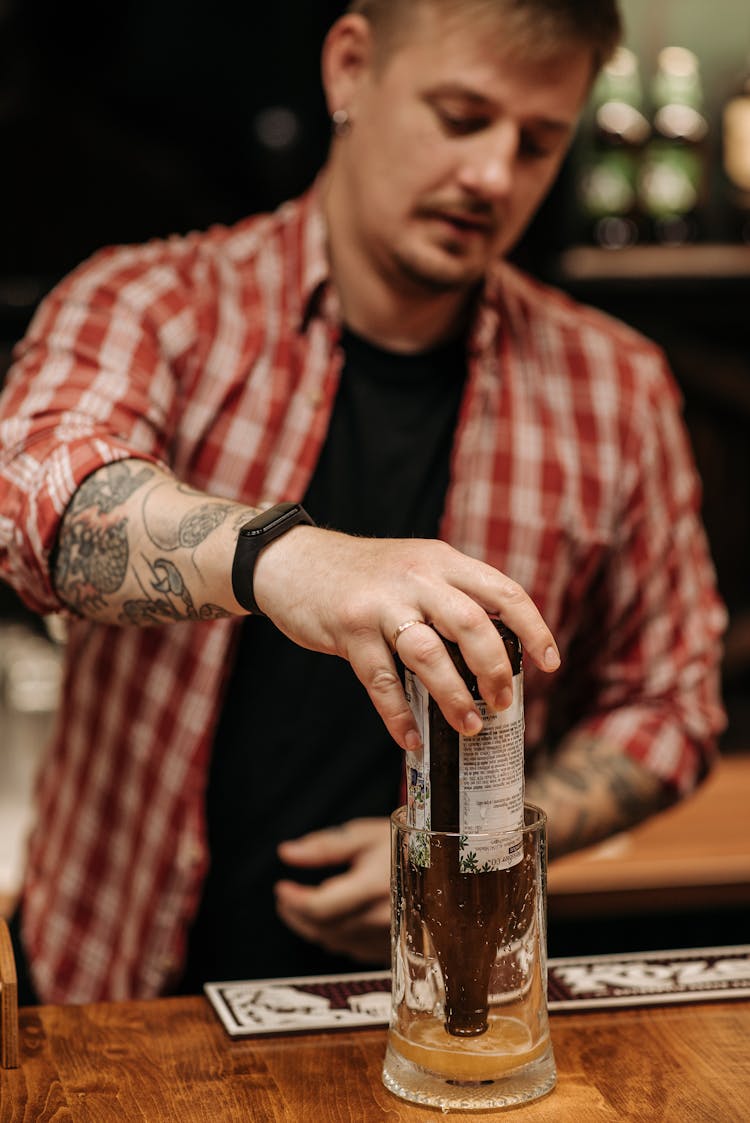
[231,502,316,615]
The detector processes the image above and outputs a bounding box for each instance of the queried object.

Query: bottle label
[404,669,524,872]
[458,673,525,872]
[404,670,431,829]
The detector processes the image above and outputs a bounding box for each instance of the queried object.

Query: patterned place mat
[205,970,392,1037]
[205,944,750,1037]
[547,944,750,1010]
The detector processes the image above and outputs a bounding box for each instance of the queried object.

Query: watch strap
[232,502,315,615]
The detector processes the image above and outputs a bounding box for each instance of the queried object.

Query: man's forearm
[53,459,258,624]
[50,458,562,753]
[526,733,672,860]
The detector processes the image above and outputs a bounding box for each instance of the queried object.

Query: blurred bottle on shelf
[638,47,709,245]
[721,59,750,244]
[577,47,651,249]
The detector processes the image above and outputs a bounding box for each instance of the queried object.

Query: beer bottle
[639,47,709,244]
[576,47,650,248]
[404,621,525,1037]
[722,59,750,243]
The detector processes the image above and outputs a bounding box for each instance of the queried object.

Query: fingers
[277,818,388,869]
[387,617,487,733]
[275,884,391,963]
[277,828,356,870]
[345,602,538,750]
[276,818,391,922]
[275,874,376,925]
[345,622,494,750]
[366,557,558,743]
[274,827,392,963]
[346,651,426,751]
[342,609,492,748]
[431,560,560,677]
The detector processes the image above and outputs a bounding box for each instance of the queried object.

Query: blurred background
[1,0,749,950]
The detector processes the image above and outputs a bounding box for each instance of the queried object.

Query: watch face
[242,503,302,537]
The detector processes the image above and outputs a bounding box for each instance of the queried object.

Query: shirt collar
[295,177,340,332]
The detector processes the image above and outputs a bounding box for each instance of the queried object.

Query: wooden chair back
[0,917,19,1068]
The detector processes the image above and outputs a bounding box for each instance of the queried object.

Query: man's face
[329,7,592,295]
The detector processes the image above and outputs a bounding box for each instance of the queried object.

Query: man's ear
[321,14,376,118]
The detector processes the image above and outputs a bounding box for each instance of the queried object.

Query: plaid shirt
[0,185,726,1003]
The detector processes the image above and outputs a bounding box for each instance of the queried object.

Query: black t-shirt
[180,327,467,988]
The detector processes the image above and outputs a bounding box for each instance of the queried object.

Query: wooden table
[2,992,749,1121]
[548,754,750,917]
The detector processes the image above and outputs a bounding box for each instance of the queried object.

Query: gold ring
[391,619,425,651]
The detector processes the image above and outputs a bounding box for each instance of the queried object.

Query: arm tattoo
[69,460,155,516]
[55,461,154,612]
[54,518,131,615]
[54,459,238,624]
[605,756,661,827]
[178,504,234,548]
[527,735,668,857]
[142,484,235,551]
[120,558,230,624]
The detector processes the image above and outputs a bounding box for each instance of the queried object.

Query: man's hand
[254,527,560,750]
[274,818,391,965]
[54,460,560,751]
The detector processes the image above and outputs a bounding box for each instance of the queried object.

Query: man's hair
[347,0,622,74]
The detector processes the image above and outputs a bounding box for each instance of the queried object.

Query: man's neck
[336,272,475,354]
[322,178,476,355]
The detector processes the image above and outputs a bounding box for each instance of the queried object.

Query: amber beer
[383,804,556,1109]
[403,621,525,1036]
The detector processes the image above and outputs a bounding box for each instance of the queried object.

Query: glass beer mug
[382,804,556,1111]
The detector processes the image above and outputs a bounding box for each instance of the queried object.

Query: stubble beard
[390,239,491,296]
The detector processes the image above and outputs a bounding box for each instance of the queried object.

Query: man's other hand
[274,818,391,965]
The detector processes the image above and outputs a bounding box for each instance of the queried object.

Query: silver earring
[331,108,351,137]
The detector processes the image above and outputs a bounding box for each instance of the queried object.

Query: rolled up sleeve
[0,244,195,613]
[567,359,727,795]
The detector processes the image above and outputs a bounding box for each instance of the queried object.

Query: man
[0,0,725,1004]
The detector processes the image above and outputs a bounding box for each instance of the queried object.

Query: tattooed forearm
[526,734,671,859]
[53,459,258,625]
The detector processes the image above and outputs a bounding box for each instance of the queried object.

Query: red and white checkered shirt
[0,184,726,1003]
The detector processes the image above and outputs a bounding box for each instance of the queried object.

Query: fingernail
[463,711,483,736]
[405,729,422,752]
[544,645,560,670]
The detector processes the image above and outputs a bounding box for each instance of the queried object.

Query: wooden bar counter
[2,991,749,1121]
